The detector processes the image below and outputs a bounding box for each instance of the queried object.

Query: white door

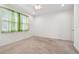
[74,4,79,51]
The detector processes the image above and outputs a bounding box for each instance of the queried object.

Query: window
[11,12,18,32]
[20,14,28,31]
[0,7,28,32]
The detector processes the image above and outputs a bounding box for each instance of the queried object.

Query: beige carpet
[0,36,78,54]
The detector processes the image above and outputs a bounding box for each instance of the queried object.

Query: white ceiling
[34,4,73,16]
[4,4,73,16]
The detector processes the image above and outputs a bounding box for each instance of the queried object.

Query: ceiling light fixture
[34,4,42,10]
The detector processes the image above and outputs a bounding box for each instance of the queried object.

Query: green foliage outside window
[0,7,29,33]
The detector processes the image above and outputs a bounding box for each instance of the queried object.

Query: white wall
[0,5,34,46]
[33,10,73,41]
[0,4,74,47]
[74,4,79,51]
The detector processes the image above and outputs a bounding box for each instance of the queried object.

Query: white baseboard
[33,35,73,42]
[0,35,33,47]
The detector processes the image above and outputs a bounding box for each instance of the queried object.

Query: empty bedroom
[0,4,79,54]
